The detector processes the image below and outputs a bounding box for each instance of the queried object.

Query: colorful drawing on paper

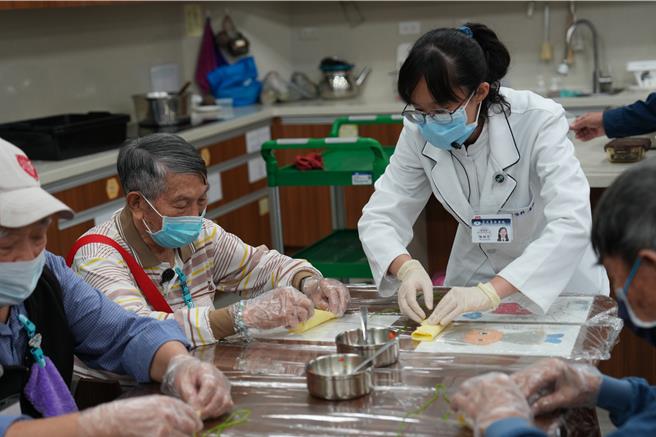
[415,323,581,357]
[456,295,594,324]
[253,313,400,342]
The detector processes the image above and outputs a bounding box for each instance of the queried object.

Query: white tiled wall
[0,1,654,122]
[287,1,656,101]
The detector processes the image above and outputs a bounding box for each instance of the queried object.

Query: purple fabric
[23,356,78,417]
[195,17,227,94]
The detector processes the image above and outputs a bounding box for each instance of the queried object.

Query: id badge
[471,214,513,244]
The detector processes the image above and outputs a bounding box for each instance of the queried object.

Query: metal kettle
[318,57,371,100]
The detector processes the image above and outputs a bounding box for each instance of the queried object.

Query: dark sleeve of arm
[486,418,547,437]
[46,252,189,383]
[603,92,656,138]
[597,376,656,427]
[604,404,656,437]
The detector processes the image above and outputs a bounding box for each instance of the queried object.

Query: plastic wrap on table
[181,343,600,436]
[231,287,621,362]
[120,288,619,435]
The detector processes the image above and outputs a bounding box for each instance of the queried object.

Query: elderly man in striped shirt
[69,133,350,348]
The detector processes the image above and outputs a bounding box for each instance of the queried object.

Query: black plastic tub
[0,112,130,161]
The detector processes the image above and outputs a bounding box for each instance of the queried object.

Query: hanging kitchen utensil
[540,3,553,62]
[567,1,577,63]
[216,13,250,57]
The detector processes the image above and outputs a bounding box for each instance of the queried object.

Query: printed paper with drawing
[253,313,400,342]
[415,322,581,357]
[455,295,594,324]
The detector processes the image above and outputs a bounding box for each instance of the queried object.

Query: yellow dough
[411,321,446,342]
[288,309,337,334]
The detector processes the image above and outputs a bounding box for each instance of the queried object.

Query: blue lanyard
[17,314,46,368]
[175,267,194,309]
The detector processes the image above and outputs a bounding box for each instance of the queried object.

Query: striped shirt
[70,208,318,348]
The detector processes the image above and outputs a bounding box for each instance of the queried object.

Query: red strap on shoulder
[66,234,174,314]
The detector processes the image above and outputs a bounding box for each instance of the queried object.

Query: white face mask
[0,251,46,307]
[617,258,656,329]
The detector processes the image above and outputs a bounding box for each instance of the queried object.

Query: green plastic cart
[261,136,390,278]
[329,114,404,138]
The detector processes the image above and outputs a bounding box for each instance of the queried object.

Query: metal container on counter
[305,353,373,400]
[604,138,651,163]
[318,57,370,100]
[132,92,191,127]
[335,327,399,368]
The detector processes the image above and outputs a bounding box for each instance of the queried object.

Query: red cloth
[295,153,324,170]
[195,18,224,94]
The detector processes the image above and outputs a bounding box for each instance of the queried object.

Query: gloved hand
[161,355,233,420]
[511,358,603,416]
[427,282,500,326]
[301,276,350,316]
[452,372,532,432]
[570,111,605,141]
[396,259,434,323]
[78,394,203,437]
[240,286,315,330]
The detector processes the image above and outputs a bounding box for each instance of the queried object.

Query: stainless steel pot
[132,91,191,127]
[335,327,399,368]
[306,353,373,400]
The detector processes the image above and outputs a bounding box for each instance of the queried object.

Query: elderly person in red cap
[0,137,231,436]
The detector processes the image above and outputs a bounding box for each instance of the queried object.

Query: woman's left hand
[427,282,500,325]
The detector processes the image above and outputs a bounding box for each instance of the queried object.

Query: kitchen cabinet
[215,201,271,248]
[0,1,116,9]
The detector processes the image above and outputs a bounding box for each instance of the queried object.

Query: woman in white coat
[358,23,609,325]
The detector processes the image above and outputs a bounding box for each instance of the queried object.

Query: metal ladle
[359,306,368,344]
[351,340,396,374]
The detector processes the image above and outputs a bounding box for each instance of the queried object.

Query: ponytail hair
[398,22,511,118]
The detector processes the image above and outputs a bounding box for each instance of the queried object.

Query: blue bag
[207,56,262,106]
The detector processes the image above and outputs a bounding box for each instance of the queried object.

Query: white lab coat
[358,87,609,313]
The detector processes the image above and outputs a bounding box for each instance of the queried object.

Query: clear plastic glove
[396,259,434,323]
[242,286,314,330]
[301,276,350,316]
[427,282,500,326]
[511,358,603,416]
[161,355,233,420]
[570,111,605,141]
[452,372,532,432]
[78,394,203,437]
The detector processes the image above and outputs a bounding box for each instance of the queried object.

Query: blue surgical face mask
[419,93,482,151]
[142,197,205,249]
[616,258,656,329]
[0,251,46,307]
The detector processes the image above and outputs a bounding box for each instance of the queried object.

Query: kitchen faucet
[558,19,608,94]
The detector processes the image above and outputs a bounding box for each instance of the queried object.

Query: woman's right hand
[78,395,203,437]
[242,286,315,330]
[396,259,434,323]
